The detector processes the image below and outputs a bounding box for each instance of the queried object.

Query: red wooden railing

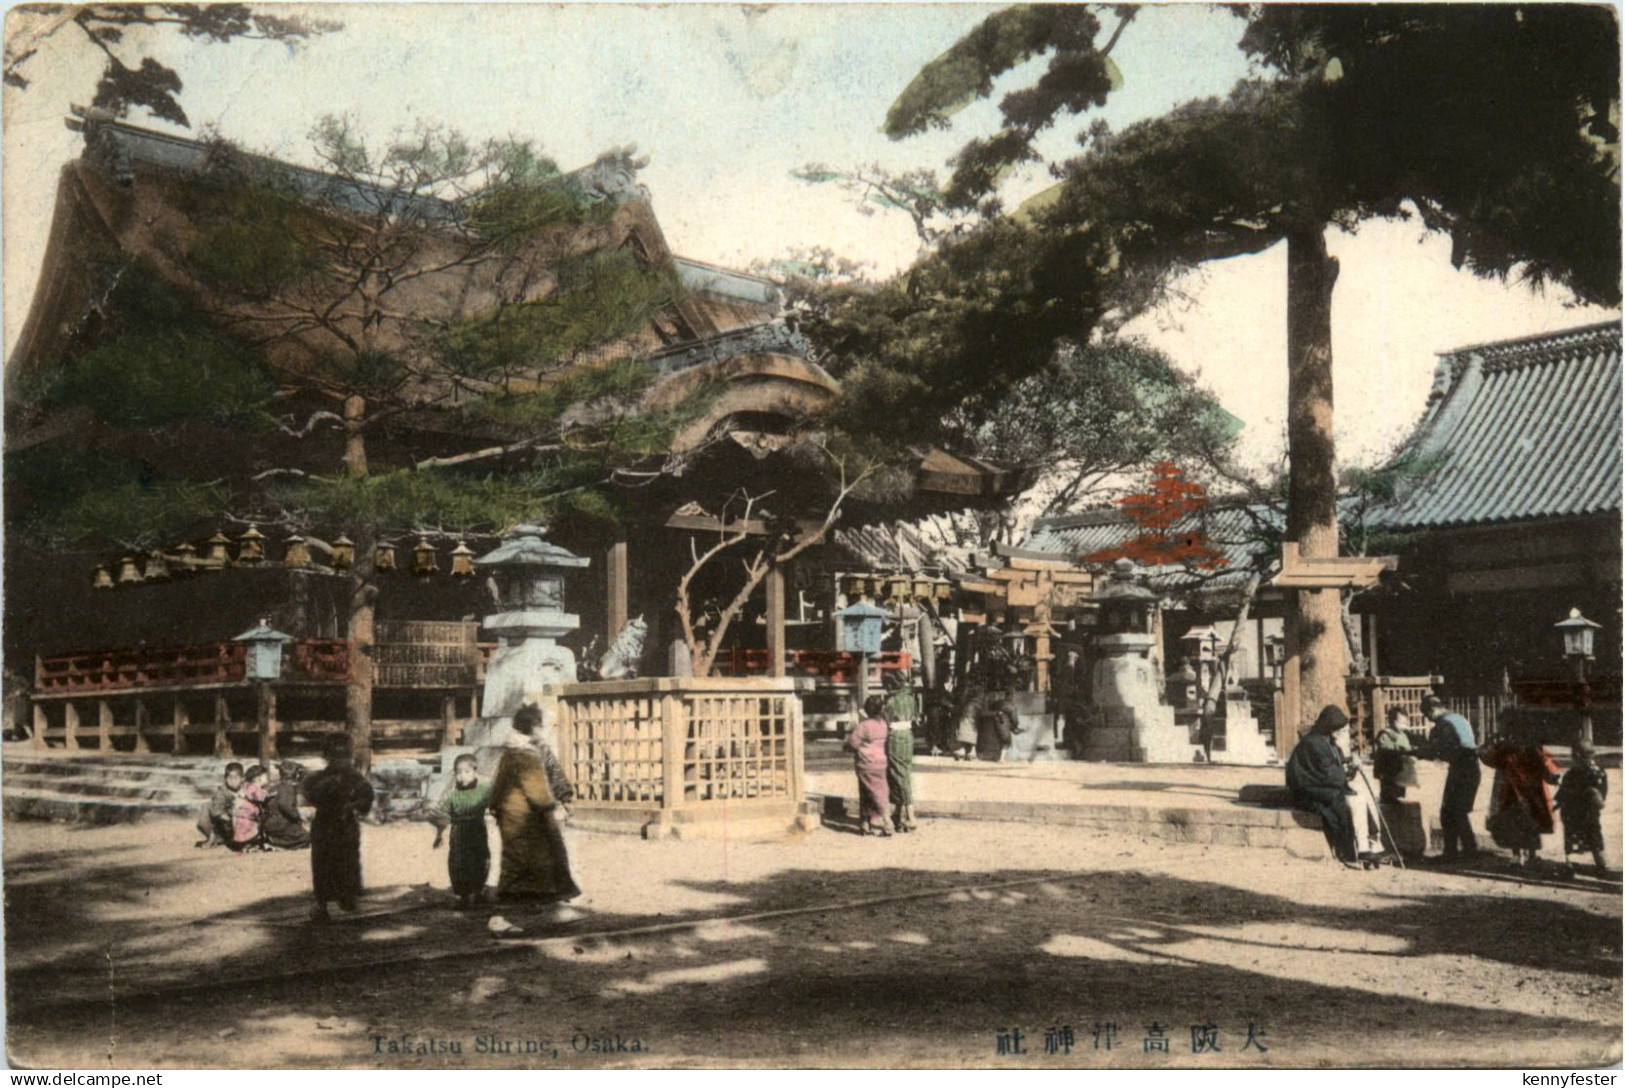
[35,638,352,693]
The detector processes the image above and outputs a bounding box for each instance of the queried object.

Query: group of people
[194,702,582,923]
[1287,694,1611,874]
[843,673,920,836]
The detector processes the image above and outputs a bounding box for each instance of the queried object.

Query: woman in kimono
[262,762,310,850]
[883,671,918,832]
[1480,722,1561,867]
[233,765,271,851]
[845,695,891,836]
[492,706,581,903]
[303,737,375,921]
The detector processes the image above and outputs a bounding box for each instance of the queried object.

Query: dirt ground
[4,812,1621,1069]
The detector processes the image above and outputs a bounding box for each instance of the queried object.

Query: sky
[3,2,1617,474]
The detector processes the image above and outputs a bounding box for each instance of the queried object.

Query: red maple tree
[1083,461,1229,570]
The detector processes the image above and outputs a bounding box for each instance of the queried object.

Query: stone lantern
[1074,558,1198,764]
[466,525,590,744]
[1180,624,1222,692]
[233,620,293,681]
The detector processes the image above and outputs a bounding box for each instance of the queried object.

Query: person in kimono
[845,695,891,836]
[1480,723,1561,867]
[976,690,1019,763]
[883,671,919,832]
[491,705,581,903]
[1556,741,1611,875]
[951,684,982,761]
[233,765,271,851]
[196,762,243,848]
[1420,694,1482,861]
[1373,706,1420,805]
[302,737,375,921]
[431,753,493,909]
[262,762,310,850]
[1286,705,1384,866]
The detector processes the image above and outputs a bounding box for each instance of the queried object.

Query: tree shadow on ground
[10,860,1620,1069]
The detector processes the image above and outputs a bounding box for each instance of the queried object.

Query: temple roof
[1373,322,1622,531]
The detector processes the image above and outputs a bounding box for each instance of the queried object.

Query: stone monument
[1074,559,1199,764]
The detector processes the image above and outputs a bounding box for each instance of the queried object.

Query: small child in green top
[431,754,493,909]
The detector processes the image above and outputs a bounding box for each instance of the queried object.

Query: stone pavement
[804,742,1622,863]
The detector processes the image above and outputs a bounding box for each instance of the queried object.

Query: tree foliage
[5,4,339,126]
[1082,460,1229,571]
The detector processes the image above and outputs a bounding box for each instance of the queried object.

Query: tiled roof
[1374,322,1622,531]
[832,511,992,577]
[1022,503,1278,590]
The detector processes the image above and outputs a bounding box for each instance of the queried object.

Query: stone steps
[3,785,199,825]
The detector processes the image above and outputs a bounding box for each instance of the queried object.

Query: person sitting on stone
[1286,705,1386,867]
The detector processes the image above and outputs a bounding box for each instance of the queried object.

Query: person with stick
[1285,705,1387,867]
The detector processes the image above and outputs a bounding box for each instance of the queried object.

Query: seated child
[196,762,244,848]
[1556,741,1611,875]
[430,754,493,909]
[234,765,271,851]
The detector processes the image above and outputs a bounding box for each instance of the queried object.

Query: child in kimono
[197,762,244,848]
[1556,741,1611,875]
[432,754,493,909]
[234,765,271,851]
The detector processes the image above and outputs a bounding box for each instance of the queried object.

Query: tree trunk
[345,526,378,774]
[343,394,368,477]
[1285,228,1347,737]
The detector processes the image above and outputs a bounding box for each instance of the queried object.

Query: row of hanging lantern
[91,528,478,588]
[839,571,954,604]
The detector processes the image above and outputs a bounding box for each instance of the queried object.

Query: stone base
[1076,705,1200,764]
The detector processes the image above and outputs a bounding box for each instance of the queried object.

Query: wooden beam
[606,535,629,639]
[766,566,787,679]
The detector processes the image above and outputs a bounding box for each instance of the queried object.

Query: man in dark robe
[302,739,374,921]
[1286,705,1381,865]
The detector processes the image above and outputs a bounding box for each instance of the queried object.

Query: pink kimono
[233,782,267,847]
[844,716,890,823]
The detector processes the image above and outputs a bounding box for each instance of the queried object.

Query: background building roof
[1374,322,1622,531]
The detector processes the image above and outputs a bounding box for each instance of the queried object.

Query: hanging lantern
[283,534,310,568]
[450,541,475,577]
[912,576,933,601]
[237,527,265,564]
[205,532,232,565]
[330,534,355,571]
[934,580,953,601]
[374,541,397,572]
[841,574,866,599]
[92,565,114,590]
[172,541,197,575]
[412,538,439,576]
[142,550,171,582]
[116,555,142,585]
[884,576,907,601]
[866,576,884,598]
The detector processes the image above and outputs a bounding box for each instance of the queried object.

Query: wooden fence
[551,677,807,838]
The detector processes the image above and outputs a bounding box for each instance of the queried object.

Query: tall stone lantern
[1075,559,1198,764]
[458,525,589,755]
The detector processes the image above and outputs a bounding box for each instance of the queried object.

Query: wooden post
[97,699,113,751]
[606,534,629,641]
[765,565,787,679]
[441,694,457,748]
[31,701,46,751]
[213,693,230,758]
[173,696,188,755]
[256,683,278,769]
[1280,618,1302,756]
[1365,612,1380,677]
[133,699,151,754]
[63,701,80,751]
[661,693,683,815]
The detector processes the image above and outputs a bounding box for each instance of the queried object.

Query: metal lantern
[92,565,114,590]
[884,576,908,602]
[412,538,439,576]
[934,580,953,602]
[835,601,888,656]
[841,574,867,599]
[172,541,197,575]
[330,534,355,571]
[142,550,171,582]
[237,526,265,564]
[283,534,310,568]
[116,555,142,585]
[912,576,933,601]
[374,541,397,572]
[205,532,232,564]
[450,541,475,577]
[1557,608,1602,660]
[233,620,293,681]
